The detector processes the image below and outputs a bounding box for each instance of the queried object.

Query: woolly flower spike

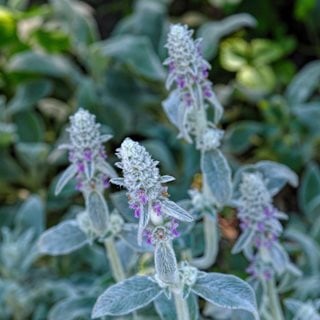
[164,24,210,91]
[232,172,290,281]
[55,108,117,195]
[111,138,193,245]
[55,108,117,234]
[163,24,223,148]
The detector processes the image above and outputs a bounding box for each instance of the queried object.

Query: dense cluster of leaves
[1,0,320,319]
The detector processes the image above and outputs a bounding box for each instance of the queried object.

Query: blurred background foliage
[1,0,320,319]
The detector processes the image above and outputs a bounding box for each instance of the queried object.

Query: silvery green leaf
[292,102,320,132]
[55,165,77,196]
[154,241,179,285]
[162,90,180,128]
[299,163,320,219]
[201,150,232,206]
[270,242,289,274]
[198,13,256,60]
[154,292,177,320]
[15,195,45,236]
[110,177,125,187]
[49,297,95,320]
[86,191,109,234]
[100,134,113,143]
[224,121,262,154]
[100,35,165,81]
[138,206,149,245]
[84,160,95,180]
[162,90,192,143]
[207,91,223,124]
[284,298,303,314]
[161,199,193,222]
[255,161,298,195]
[96,161,118,179]
[110,191,136,222]
[154,292,199,320]
[233,161,298,198]
[7,79,52,115]
[160,175,175,183]
[232,228,255,254]
[192,272,259,320]
[188,293,200,320]
[91,276,162,317]
[120,223,153,252]
[285,229,320,274]
[15,142,49,168]
[38,220,89,255]
[286,61,320,104]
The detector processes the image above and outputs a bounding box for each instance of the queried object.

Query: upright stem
[174,292,190,320]
[191,213,218,269]
[104,237,126,282]
[267,278,284,320]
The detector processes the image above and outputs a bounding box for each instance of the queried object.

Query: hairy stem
[104,237,126,282]
[174,292,190,320]
[267,278,284,320]
[191,213,218,269]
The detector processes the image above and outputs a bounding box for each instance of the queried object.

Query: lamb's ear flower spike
[233,172,298,320]
[163,23,223,147]
[55,108,116,235]
[163,24,232,269]
[111,137,193,245]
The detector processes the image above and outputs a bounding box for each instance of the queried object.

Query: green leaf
[299,162,320,218]
[49,297,95,320]
[0,6,16,46]
[15,195,45,236]
[113,0,166,51]
[237,65,275,92]
[7,51,80,82]
[92,276,162,317]
[0,150,24,182]
[198,14,256,60]
[286,60,320,104]
[32,28,71,53]
[292,102,320,132]
[0,122,16,147]
[38,220,89,255]
[220,38,248,72]
[85,191,109,234]
[201,149,232,206]
[294,0,317,20]
[110,191,136,223]
[99,35,165,81]
[15,142,49,168]
[192,272,259,320]
[285,229,320,274]
[225,121,262,154]
[154,293,199,320]
[14,111,45,142]
[7,79,52,115]
[51,0,98,46]
[251,39,285,65]
[142,139,176,175]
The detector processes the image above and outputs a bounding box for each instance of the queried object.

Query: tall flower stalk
[92,138,259,320]
[163,24,232,269]
[232,171,298,320]
[54,108,125,282]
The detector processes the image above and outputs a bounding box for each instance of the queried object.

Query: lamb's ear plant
[285,298,320,320]
[92,138,259,320]
[231,162,299,320]
[38,108,130,282]
[163,23,232,269]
